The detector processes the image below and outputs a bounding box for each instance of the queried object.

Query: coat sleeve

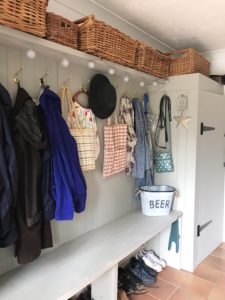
[0,112,18,247]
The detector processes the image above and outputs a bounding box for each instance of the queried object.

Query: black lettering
[156,200,160,208]
[165,200,170,208]
[160,200,165,208]
[149,201,155,208]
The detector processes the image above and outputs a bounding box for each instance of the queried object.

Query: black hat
[88,74,117,119]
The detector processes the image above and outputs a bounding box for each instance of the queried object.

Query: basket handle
[74,15,95,25]
[165,49,192,57]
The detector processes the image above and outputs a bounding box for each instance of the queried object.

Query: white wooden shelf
[0,25,158,84]
[0,210,182,300]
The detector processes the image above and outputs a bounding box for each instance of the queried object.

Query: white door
[196,91,225,265]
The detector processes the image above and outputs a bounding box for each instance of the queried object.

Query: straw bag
[103,114,127,179]
[59,85,96,171]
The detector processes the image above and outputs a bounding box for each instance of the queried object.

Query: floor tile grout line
[165,286,179,300]
[155,277,179,288]
[210,254,225,260]
[146,291,160,299]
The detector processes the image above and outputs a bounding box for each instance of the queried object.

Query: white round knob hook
[87,61,95,69]
[61,58,70,68]
[108,67,115,75]
[124,76,129,83]
[26,49,36,60]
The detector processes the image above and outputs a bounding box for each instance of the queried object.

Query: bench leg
[91,264,118,300]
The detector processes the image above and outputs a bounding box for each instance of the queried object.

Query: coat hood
[11,87,46,149]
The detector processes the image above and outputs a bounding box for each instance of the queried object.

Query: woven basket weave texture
[134,42,171,78]
[166,48,210,76]
[75,15,137,67]
[46,13,78,49]
[0,0,48,37]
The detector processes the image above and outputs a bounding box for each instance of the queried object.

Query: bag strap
[72,89,88,107]
[107,111,118,126]
[59,85,82,129]
[154,95,172,150]
[59,85,73,114]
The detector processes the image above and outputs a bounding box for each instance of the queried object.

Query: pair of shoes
[135,256,158,277]
[118,267,149,295]
[136,251,162,272]
[128,257,157,286]
[143,249,167,268]
[136,249,166,272]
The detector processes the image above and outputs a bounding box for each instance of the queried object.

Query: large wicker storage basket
[46,13,78,49]
[166,48,210,76]
[0,0,48,37]
[134,42,171,78]
[75,15,137,67]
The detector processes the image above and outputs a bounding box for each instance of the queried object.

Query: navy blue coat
[39,88,87,220]
[0,83,18,247]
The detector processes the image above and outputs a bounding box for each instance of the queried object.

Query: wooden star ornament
[174,114,192,128]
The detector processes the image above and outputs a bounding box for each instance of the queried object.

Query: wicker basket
[0,0,48,37]
[166,48,210,76]
[46,13,78,49]
[75,15,137,67]
[134,42,171,78]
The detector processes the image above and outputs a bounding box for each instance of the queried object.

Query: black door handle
[200,122,215,135]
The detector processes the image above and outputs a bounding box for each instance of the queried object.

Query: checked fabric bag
[60,85,96,171]
[103,114,127,179]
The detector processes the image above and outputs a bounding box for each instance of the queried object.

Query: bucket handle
[134,188,142,197]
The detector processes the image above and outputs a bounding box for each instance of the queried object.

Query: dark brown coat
[10,86,52,264]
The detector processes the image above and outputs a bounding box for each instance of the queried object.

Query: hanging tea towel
[168,219,180,253]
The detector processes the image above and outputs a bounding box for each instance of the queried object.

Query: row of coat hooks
[12,66,86,90]
[12,65,169,99]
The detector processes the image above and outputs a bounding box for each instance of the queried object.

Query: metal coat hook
[81,79,90,93]
[13,66,24,84]
[62,75,72,86]
[40,72,48,88]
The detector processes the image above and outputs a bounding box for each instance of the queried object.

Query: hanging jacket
[0,83,18,247]
[9,86,52,264]
[39,88,87,220]
[37,105,56,221]
[132,98,153,189]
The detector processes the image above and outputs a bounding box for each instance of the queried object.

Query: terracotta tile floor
[128,243,225,300]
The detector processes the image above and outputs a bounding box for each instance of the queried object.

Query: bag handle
[107,111,118,126]
[59,84,73,114]
[154,95,172,150]
[59,85,81,129]
[73,15,95,26]
[72,89,88,108]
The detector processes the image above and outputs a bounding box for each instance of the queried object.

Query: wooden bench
[0,210,182,300]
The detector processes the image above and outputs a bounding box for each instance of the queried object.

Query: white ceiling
[93,0,225,52]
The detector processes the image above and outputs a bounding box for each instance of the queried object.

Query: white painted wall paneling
[148,74,224,271]
[0,44,151,276]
